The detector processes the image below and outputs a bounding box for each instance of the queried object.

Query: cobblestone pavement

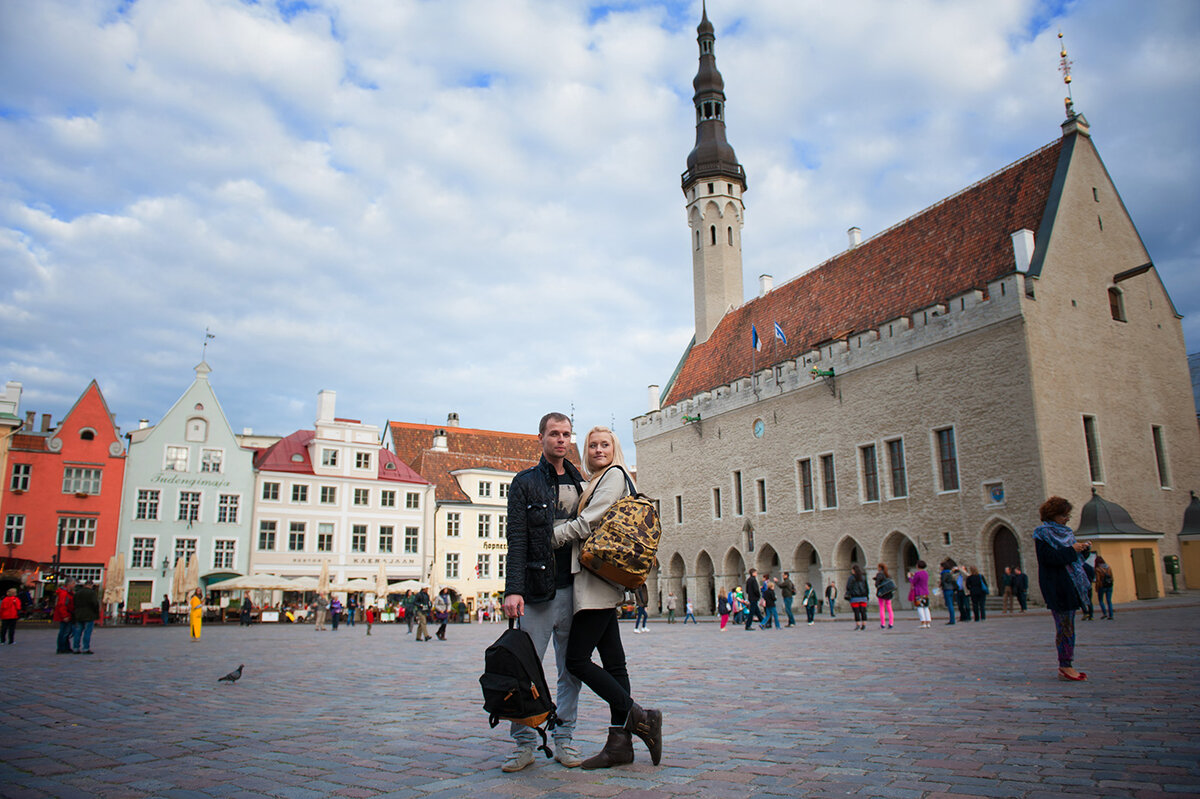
[3,598,1199,799]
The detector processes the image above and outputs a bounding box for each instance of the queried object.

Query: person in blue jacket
[1033,496,1093,682]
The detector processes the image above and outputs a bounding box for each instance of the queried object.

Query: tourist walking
[802,582,818,625]
[743,568,763,630]
[1001,567,1015,613]
[955,567,971,622]
[873,563,896,629]
[53,579,75,653]
[1034,496,1092,681]
[762,580,780,630]
[434,588,452,640]
[313,594,329,631]
[555,426,663,770]
[71,580,100,654]
[161,594,171,625]
[402,590,415,633]
[633,584,649,633]
[684,600,696,624]
[779,572,797,627]
[346,595,358,627]
[498,411,584,772]
[939,560,957,625]
[0,587,19,644]
[1081,558,1096,621]
[846,565,870,631]
[825,581,838,618]
[1013,567,1029,612]
[666,592,677,624]
[240,597,253,626]
[364,606,376,635]
[907,560,932,629]
[1094,556,1115,619]
[413,587,432,641]
[189,589,203,641]
[965,567,988,621]
[717,589,730,630]
[330,597,342,630]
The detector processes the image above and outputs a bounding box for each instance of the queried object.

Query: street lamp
[162,557,171,576]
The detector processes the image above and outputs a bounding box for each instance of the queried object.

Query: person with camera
[1034,496,1093,681]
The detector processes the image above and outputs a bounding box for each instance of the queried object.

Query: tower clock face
[753,419,765,438]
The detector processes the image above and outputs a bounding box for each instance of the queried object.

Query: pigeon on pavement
[218,664,244,684]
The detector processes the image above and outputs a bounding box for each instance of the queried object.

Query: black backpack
[480,620,558,758]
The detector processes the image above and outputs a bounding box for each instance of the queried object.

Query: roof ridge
[389,421,537,439]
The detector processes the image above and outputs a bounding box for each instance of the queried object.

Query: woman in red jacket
[53,579,75,653]
[1,587,21,644]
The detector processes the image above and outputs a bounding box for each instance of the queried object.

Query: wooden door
[1130,548,1158,600]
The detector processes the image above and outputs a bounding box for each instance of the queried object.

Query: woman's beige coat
[552,466,629,611]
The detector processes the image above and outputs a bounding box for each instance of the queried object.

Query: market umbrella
[102,554,125,605]
[317,559,330,594]
[171,555,187,603]
[328,578,374,593]
[185,552,200,597]
[375,563,389,600]
[288,576,319,591]
[388,579,426,592]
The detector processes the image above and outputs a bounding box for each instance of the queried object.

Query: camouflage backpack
[580,466,662,589]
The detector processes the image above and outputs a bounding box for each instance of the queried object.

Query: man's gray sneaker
[554,740,583,768]
[501,746,535,773]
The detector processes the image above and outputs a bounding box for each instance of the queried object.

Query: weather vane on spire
[1058,31,1075,119]
[202,327,215,361]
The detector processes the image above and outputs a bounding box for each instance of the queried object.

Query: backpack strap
[603,464,638,497]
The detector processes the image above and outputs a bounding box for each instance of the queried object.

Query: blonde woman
[189,589,203,641]
[553,427,663,770]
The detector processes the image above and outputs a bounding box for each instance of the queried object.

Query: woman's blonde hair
[578,426,632,510]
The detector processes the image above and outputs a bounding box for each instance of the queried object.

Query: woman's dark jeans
[566,608,632,726]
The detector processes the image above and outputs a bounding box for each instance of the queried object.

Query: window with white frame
[354,488,369,507]
[934,427,960,492]
[262,481,280,501]
[322,449,338,467]
[4,514,24,545]
[886,438,908,498]
[478,514,491,538]
[288,522,306,551]
[317,523,334,552]
[404,526,419,554]
[499,483,509,499]
[380,490,396,507]
[136,489,161,520]
[9,463,30,491]
[174,538,197,564]
[497,556,505,580]
[164,446,189,471]
[797,459,814,511]
[200,448,223,473]
[477,553,491,579]
[860,444,879,503]
[131,537,155,568]
[178,491,201,522]
[213,539,235,569]
[479,481,492,498]
[62,467,102,495]
[320,486,337,504]
[446,512,460,537]
[820,454,837,509]
[379,525,394,553]
[60,566,102,583]
[291,484,308,503]
[258,521,277,551]
[406,492,420,509]
[217,494,239,523]
[355,452,371,469]
[498,514,506,538]
[57,517,96,546]
[445,552,459,579]
[351,524,367,552]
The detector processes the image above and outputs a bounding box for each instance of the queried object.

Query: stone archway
[722,547,746,595]
[756,543,781,579]
[834,535,865,573]
[990,524,1022,590]
[695,550,716,614]
[792,541,823,595]
[668,552,688,608]
[881,531,920,608]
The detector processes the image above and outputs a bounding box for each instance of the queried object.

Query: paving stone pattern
[2,601,1199,798]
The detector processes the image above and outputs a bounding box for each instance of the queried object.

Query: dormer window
[80,428,96,441]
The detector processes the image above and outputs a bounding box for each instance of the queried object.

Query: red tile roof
[411,450,540,502]
[663,139,1063,404]
[255,430,428,484]
[9,433,49,452]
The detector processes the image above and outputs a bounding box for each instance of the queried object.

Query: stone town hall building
[631,10,1199,613]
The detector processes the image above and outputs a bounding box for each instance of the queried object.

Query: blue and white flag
[773,321,787,345]
[751,324,761,351]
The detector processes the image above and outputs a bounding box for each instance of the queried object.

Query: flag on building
[774,321,787,344]
[751,325,761,351]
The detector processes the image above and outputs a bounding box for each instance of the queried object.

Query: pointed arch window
[727,226,733,245]
[710,225,717,246]
[695,229,701,250]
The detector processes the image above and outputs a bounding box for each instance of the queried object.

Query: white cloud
[0,0,1196,459]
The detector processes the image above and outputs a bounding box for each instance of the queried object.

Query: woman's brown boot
[580,727,634,769]
[624,703,662,765]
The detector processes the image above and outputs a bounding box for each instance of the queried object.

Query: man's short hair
[538,412,571,435]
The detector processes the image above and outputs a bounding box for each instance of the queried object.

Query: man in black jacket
[500,412,584,772]
[744,568,763,630]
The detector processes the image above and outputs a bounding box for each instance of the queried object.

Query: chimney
[1011,229,1035,273]
[446,412,460,427]
[316,390,336,423]
[758,274,773,297]
[25,411,35,430]
[647,385,661,412]
[432,428,449,452]
[41,413,52,432]
[242,427,253,435]
[848,227,862,248]
[139,419,150,430]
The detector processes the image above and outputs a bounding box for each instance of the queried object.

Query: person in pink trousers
[874,563,896,629]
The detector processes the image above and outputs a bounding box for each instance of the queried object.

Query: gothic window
[727,226,733,245]
[710,225,716,246]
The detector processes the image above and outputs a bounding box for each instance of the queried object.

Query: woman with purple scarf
[1033,496,1093,681]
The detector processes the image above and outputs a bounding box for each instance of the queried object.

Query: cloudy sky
[2,0,1197,462]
